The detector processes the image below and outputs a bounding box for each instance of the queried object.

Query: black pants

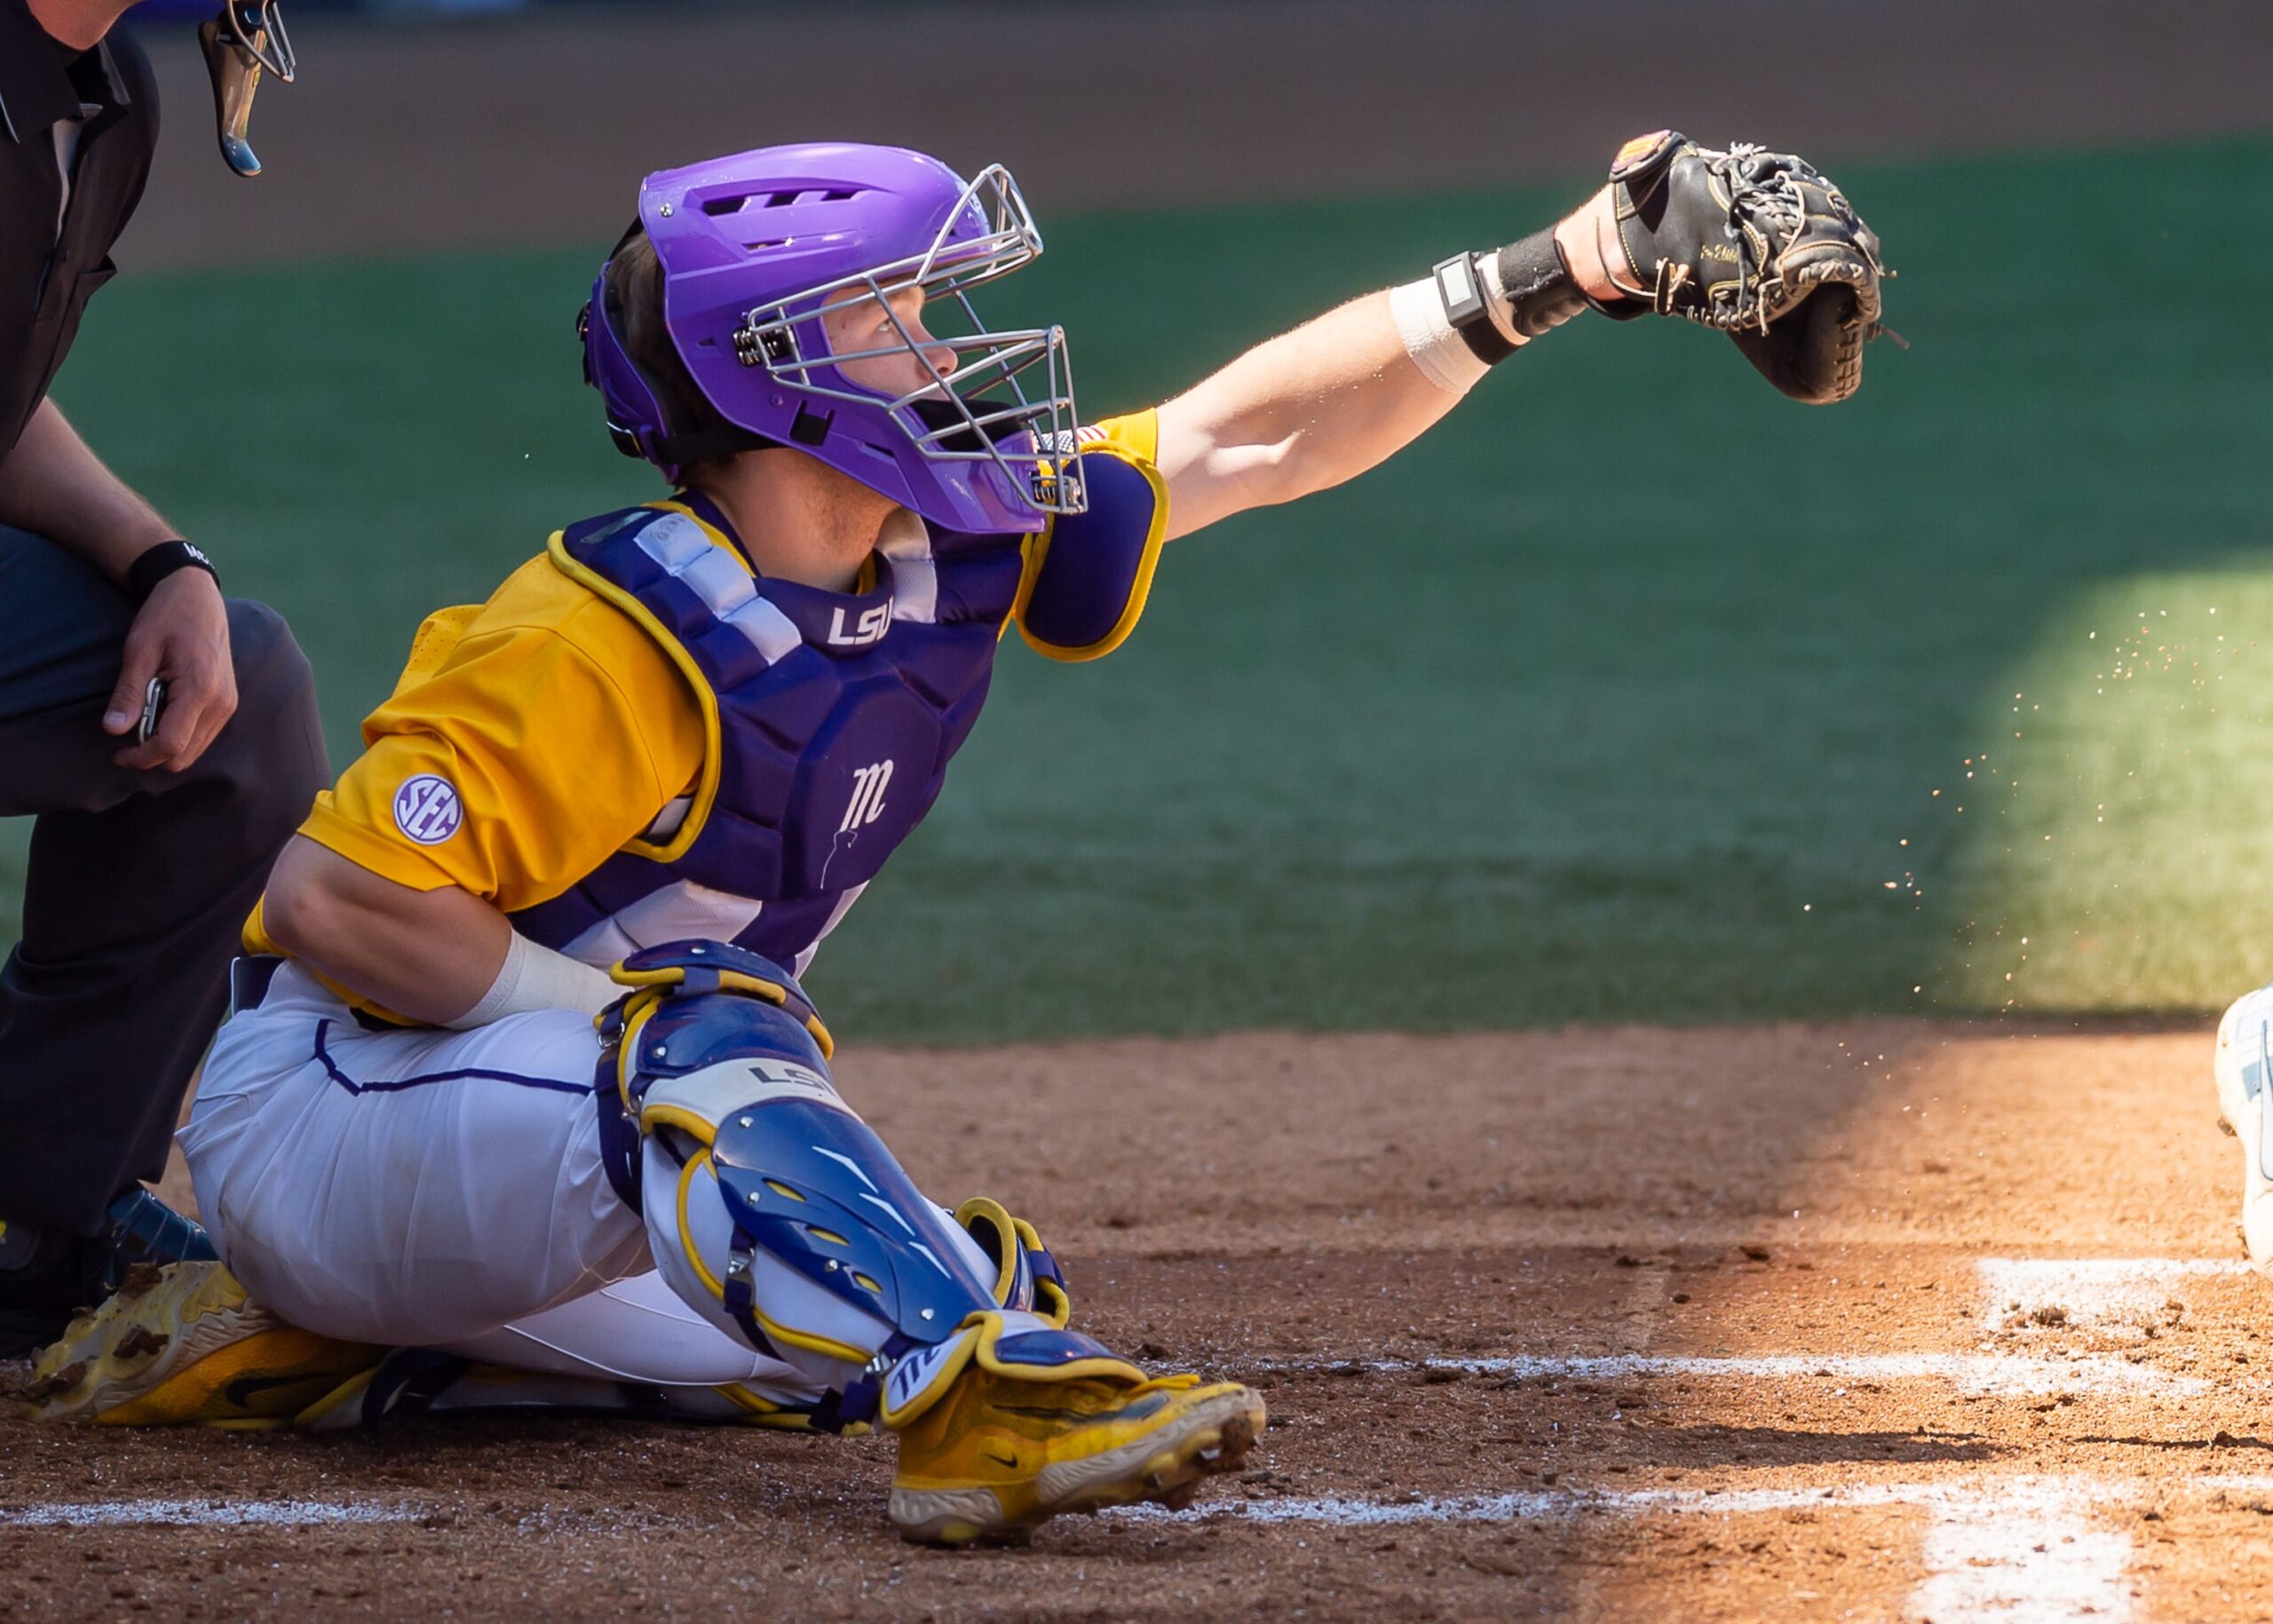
[0,526,328,1234]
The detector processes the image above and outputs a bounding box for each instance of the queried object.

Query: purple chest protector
[509,494,1025,973]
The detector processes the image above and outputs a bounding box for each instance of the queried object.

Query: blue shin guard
[595,941,1115,1430]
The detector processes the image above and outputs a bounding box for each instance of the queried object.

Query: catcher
[29,132,1885,1545]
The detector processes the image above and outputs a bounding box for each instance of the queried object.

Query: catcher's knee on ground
[600,942,1095,1430]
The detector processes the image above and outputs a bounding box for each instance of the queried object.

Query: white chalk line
[1259,1351,2213,1396]
[1916,1492,2132,1624]
[1124,1470,2273,1528]
[1251,1256,2269,1396]
[1134,1471,2273,1623]
[1979,1256,2258,1331]
[25,1469,2269,1527]
[27,1470,2261,1534]
[0,1498,423,1529]
[23,1477,2273,1622]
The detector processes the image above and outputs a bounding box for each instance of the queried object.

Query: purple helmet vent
[583,145,1087,535]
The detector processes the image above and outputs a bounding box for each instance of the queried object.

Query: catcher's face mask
[730,163,1086,526]
[586,145,1085,534]
[197,2,295,178]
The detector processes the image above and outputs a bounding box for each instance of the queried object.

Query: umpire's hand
[105,569,238,772]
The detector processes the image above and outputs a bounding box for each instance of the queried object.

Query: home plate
[1978,1257,2260,1331]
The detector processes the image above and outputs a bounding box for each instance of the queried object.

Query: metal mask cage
[729,165,1087,519]
[218,0,295,81]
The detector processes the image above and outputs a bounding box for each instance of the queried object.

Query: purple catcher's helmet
[580,143,1085,535]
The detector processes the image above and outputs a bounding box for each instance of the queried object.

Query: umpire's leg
[0,526,327,1272]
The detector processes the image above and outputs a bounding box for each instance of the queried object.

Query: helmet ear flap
[583,222,781,477]
[582,272,677,467]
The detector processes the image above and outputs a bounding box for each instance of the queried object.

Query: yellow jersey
[247,409,1164,964]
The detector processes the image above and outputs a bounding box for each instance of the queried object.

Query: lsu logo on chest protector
[826,603,891,648]
[392,773,463,844]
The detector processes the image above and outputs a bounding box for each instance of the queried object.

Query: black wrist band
[124,540,219,603]
[1431,251,1519,366]
[1493,228,1595,337]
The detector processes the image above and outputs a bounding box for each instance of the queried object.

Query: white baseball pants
[179,962,817,1391]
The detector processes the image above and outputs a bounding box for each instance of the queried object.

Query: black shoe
[0,1191,217,1359]
[0,1221,107,1359]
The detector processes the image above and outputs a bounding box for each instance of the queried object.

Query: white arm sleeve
[445,931,620,1029]
[1387,276,1493,397]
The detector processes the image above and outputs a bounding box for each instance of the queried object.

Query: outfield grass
[13,138,2271,1041]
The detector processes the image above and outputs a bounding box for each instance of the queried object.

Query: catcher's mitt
[1596,131,1890,405]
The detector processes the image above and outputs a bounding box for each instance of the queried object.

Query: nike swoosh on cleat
[979,1443,1022,1470]
[221,1373,329,1411]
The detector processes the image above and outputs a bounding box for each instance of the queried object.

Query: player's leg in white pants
[178,960,1034,1423]
[182,961,651,1346]
[424,1273,828,1421]
[67,943,1251,1538]
[170,943,1258,1545]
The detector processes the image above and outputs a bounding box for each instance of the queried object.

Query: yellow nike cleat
[888,1359,1266,1546]
[23,1262,383,1429]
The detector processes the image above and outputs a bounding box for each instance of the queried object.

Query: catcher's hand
[1591,130,1889,405]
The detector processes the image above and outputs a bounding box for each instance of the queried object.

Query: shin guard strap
[878,1311,1147,1430]
[595,1082,645,1212]
[609,940,836,1060]
[720,1229,782,1363]
[954,1196,1073,1327]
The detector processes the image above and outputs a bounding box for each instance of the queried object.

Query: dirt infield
[121,0,2273,266]
[7,1018,2269,1620]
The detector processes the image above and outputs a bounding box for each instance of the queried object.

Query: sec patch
[393,773,464,844]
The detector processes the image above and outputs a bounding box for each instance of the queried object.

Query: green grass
[1938,579,2273,1012]
[17,137,2273,1040]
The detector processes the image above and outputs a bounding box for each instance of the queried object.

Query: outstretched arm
[1151,190,1624,542]
[1149,131,1889,540]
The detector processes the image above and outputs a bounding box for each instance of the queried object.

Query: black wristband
[1430,251,1519,366]
[1493,229,1596,337]
[124,540,219,603]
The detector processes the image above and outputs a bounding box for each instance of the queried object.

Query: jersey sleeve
[1080,408,1160,465]
[293,596,706,913]
[1011,409,1171,662]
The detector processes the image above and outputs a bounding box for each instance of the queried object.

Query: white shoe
[2213,984,2273,1271]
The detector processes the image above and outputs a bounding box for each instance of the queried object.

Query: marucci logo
[839,760,894,834]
